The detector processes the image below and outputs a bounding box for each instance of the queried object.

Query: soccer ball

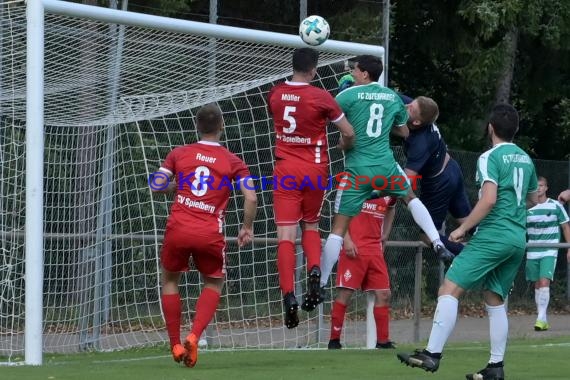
[299,15,330,46]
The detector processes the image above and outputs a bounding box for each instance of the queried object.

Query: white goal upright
[0,0,384,365]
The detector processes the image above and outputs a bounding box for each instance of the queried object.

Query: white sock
[320,234,343,287]
[426,295,458,354]
[487,303,508,364]
[536,287,550,322]
[407,198,440,243]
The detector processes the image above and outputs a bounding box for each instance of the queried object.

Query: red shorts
[160,224,226,278]
[335,250,390,291]
[273,161,328,225]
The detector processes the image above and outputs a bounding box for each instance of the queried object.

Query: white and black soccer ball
[299,15,330,46]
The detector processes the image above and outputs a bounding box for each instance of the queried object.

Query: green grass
[2,337,570,380]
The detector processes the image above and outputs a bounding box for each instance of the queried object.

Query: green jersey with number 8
[336,83,408,168]
[475,142,538,247]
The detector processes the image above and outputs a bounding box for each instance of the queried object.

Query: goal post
[12,0,385,365]
[26,0,46,367]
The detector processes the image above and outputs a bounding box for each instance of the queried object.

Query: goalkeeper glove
[338,74,355,92]
[368,190,381,200]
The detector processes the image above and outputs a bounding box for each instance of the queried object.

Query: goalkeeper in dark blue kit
[399,94,471,257]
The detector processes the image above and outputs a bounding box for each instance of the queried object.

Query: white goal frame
[24,0,384,365]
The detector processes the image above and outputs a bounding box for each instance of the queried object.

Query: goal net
[0,0,388,361]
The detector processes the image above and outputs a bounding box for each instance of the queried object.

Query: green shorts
[525,256,557,281]
[446,234,525,299]
[334,162,409,217]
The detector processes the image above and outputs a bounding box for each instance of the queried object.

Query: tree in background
[389,0,570,159]
[110,0,570,160]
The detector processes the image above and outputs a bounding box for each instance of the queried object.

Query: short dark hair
[292,48,319,73]
[354,55,383,82]
[538,176,548,185]
[196,103,223,135]
[489,104,519,141]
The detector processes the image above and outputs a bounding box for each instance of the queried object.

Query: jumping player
[268,47,355,328]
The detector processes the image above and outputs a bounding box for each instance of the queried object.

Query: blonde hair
[415,96,439,125]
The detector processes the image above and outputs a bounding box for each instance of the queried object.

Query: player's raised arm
[390,93,411,139]
[391,123,409,139]
[237,177,257,247]
[333,115,355,150]
[403,167,418,179]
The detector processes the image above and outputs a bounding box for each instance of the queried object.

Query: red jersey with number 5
[268,81,344,165]
[160,141,250,233]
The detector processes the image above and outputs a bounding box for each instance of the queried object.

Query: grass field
[2,337,569,380]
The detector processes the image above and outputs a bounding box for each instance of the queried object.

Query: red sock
[190,287,221,338]
[277,240,296,294]
[374,305,390,343]
[302,230,321,270]
[330,300,347,340]
[161,293,181,348]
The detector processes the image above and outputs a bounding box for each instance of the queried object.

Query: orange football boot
[183,333,199,367]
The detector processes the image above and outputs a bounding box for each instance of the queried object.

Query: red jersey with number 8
[160,141,250,233]
[268,81,343,165]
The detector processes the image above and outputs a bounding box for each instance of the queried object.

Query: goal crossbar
[43,0,384,57]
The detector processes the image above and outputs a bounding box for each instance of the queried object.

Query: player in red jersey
[267,47,355,328]
[150,104,257,367]
[327,196,397,349]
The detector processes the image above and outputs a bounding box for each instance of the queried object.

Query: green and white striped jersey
[526,198,570,259]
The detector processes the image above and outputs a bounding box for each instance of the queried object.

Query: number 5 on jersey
[283,106,297,133]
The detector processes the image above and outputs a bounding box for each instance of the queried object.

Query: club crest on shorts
[343,269,352,283]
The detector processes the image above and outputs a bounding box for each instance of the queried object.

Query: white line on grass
[38,341,570,366]
[450,342,570,351]
[0,362,24,367]
[92,354,171,363]
[529,342,570,348]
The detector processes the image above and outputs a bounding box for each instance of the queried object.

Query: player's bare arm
[403,167,418,179]
[334,116,355,150]
[557,189,570,204]
[450,181,497,242]
[151,168,177,194]
[526,190,539,209]
[382,205,396,243]
[343,231,358,258]
[561,222,570,262]
[237,178,257,247]
[391,124,409,139]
